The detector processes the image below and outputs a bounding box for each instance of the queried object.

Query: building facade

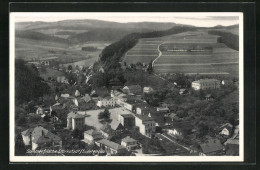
[135,115,156,137]
[67,112,85,130]
[192,79,220,90]
[118,114,135,129]
[96,97,116,107]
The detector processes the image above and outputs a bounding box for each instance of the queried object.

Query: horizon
[12,12,240,27]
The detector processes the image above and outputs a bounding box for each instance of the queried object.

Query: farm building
[192,79,220,90]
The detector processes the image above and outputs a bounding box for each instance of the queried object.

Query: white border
[9,12,244,162]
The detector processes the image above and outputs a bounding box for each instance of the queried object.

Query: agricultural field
[15,36,110,67]
[123,29,239,77]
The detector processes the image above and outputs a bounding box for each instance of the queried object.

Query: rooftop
[121,136,137,143]
[120,114,135,118]
[193,79,220,84]
[21,126,61,144]
[96,139,125,151]
[200,139,223,154]
[67,112,86,119]
[135,114,155,122]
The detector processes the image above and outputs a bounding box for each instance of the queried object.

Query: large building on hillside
[118,114,135,129]
[96,97,116,107]
[192,79,220,90]
[67,112,85,130]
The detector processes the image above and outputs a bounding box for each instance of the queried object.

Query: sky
[12,12,241,27]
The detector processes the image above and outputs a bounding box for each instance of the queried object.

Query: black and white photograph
[9,12,244,162]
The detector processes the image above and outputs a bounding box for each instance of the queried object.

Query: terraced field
[123,29,239,77]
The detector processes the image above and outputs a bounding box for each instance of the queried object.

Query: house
[135,114,156,137]
[143,87,154,94]
[121,136,138,151]
[100,124,114,139]
[97,97,116,107]
[118,114,135,129]
[67,111,85,130]
[21,125,62,151]
[199,138,224,156]
[167,128,183,138]
[179,89,189,95]
[75,90,81,97]
[135,103,152,115]
[192,79,220,90]
[126,93,142,101]
[84,129,103,144]
[205,94,214,101]
[110,120,124,131]
[156,107,170,113]
[96,139,126,155]
[36,106,44,115]
[61,93,70,98]
[122,85,142,94]
[219,123,233,136]
[224,138,239,156]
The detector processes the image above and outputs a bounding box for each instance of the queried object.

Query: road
[159,133,192,152]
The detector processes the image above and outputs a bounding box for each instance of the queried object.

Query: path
[160,134,192,152]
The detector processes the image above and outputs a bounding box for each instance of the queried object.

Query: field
[16,37,110,67]
[123,29,239,77]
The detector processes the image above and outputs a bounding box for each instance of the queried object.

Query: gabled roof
[96,139,125,151]
[21,126,61,144]
[220,123,233,132]
[200,139,223,154]
[110,120,124,130]
[193,79,220,84]
[123,85,142,91]
[121,136,137,143]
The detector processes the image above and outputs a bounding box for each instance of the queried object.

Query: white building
[97,97,116,107]
[67,112,85,130]
[143,87,154,93]
[192,79,220,90]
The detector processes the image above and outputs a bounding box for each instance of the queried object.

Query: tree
[98,108,111,120]
[15,59,50,104]
[71,128,83,139]
[146,60,153,74]
[15,134,26,155]
[68,65,73,71]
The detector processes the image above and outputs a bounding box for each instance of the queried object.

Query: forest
[208,30,239,51]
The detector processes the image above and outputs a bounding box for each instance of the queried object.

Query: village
[15,57,239,156]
